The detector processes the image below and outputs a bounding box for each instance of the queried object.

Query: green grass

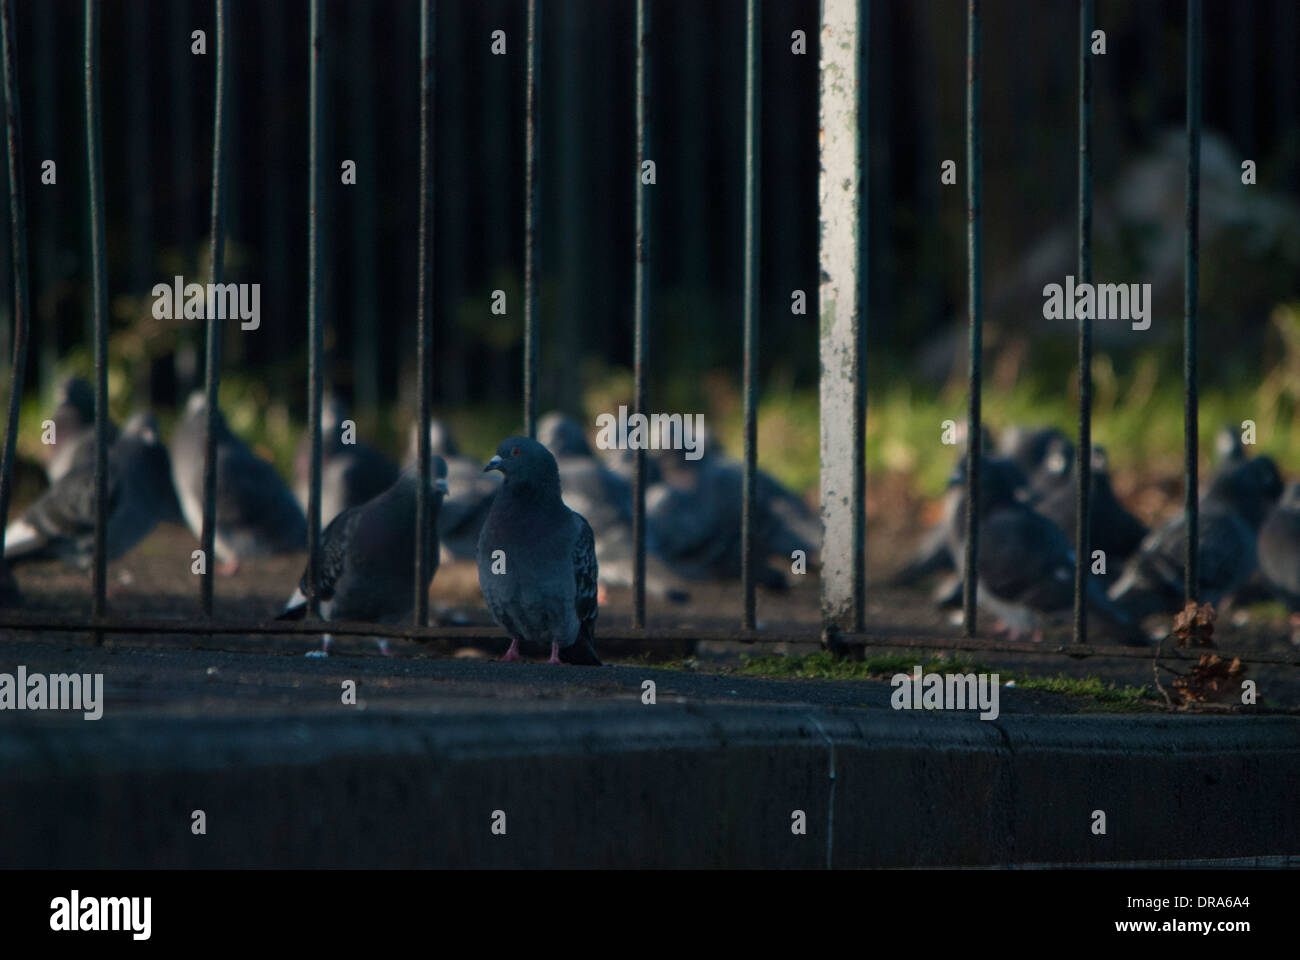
[734,651,1158,708]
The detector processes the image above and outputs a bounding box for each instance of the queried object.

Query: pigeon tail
[559,620,602,666]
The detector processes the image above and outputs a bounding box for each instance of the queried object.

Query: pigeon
[946,455,1137,642]
[171,391,307,573]
[1033,444,1149,575]
[604,445,662,489]
[538,411,689,602]
[5,412,175,568]
[1258,482,1300,612]
[997,424,1073,494]
[280,462,448,656]
[646,425,809,588]
[1213,423,1246,476]
[1109,456,1283,621]
[476,436,600,665]
[889,425,997,593]
[405,417,501,561]
[44,376,119,485]
[293,394,400,526]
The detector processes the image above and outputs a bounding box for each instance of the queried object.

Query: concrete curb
[2,706,1297,867]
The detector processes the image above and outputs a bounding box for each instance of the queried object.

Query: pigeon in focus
[1258,482,1300,614]
[43,376,119,485]
[5,412,175,568]
[171,391,307,573]
[476,436,600,665]
[293,394,400,526]
[946,455,1137,642]
[1109,456,1284,621]
[405,417,501,560]
[538,411,689,603]
[280,461,448,656]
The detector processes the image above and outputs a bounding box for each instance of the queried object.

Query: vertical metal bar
[522,0,540,437]
[632,0,650,628]
[414,0,435,627]
[852,0,868,633]
[1184,0,1202,604]
[351,0,379,422]
[818,0,867,634]
[961,0,982,638]
[741,0,761,631]
[201,0,229,619]
[33,0,55,407]
[85,0,108,635]
[171,0,195,395]
[0,0,32,583]
[128,0,152,400]
[1073,0,1093,644]
[306,0,323,620]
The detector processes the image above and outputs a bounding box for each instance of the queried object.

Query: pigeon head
[1041,436,1074,478]
[399,456,450,496]
[998,425,1070,477]
[123,411,163,445]
[182,391,233,439]
[1090,444,1110,474]
[1215,424,1244,464]
[537,412,592,457]
[57,376,95,420]
[484,436,561,493]
[1208,455,1283,528]
[947,454,1034,509]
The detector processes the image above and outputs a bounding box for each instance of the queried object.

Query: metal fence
[0,0,1295,668]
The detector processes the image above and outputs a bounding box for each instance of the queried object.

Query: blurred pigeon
[5,412,175,568]
[293,394,400,526]
[1213,423,1246,473]
[406,417,501,560]
[947,455,1137,642]
[1258,482,1300,612]
[604,445,662,488]
[44,376,119,484]
[889,427,998,592]
[1033,444,1148,575]
[476,436,600,665]
[997,425,1073,493]
[280,462,447,656]
[171,392,307,573]
[538,411,689,602]
[647,424,811,588]
[1109,456,1283,621]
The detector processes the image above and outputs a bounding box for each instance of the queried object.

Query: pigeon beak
[484,456,503,473]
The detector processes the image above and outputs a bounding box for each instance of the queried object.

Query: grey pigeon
[647,426,809,588]
[1213,423,1246,474]
[1033,444,1148,576]
[538,411,689,602]
[604,445,662,488]
[476,436,600,665]
[5,412,174,568]
[293,394,400,526]
[1258,482,1300,612]
[889,424,997,592]
[1109,456,1283,621]
[171,391,307,572]
[44,376,119,485]
[947,455,1137,642]
[280,462,448,656]
[998,424,1073,494]
[405,417,501,561]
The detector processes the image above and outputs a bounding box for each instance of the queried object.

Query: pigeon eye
[511,447,520,457]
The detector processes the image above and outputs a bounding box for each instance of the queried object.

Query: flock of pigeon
[893,423,1300,643]
[2,378,822,664]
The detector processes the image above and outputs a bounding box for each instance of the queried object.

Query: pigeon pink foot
[499,638,523,662]
[548,642,564,665]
